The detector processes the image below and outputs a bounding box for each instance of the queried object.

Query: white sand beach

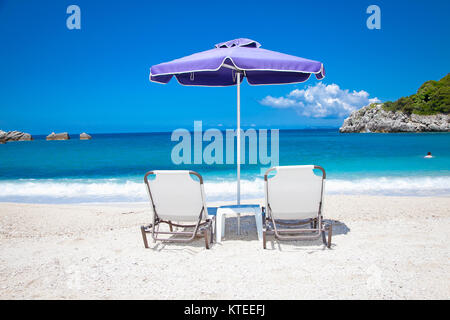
[0,195,449,299]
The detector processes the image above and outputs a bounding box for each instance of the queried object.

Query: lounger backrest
[265,165,324,220]
[145,170,208,222]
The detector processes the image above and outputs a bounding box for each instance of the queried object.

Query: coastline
[1,195,449,299]
[1,175,450,204]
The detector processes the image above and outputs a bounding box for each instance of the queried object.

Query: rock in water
[339,104,450,133]
[0,130,33,142]
[46,132,70,140]
[80,132,92,140]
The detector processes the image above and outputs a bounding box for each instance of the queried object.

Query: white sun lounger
[263,165,332,249]
[141,170,215,249]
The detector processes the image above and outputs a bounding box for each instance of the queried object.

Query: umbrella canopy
[150,38,325,86]
[149,38,325,206]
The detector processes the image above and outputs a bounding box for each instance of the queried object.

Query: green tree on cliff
[383,73,450,115]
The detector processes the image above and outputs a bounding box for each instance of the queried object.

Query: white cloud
[259,96,300,108]
[260,83,380,118]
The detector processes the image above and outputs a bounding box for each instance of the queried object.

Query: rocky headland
[340,103,449,133]
[340,74,449,133]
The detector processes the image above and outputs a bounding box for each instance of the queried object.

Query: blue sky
[0,0,449,134]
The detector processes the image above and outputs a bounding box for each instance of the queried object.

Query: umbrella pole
[237,72,241,206]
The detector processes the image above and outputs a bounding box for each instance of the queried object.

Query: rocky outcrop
[46,132,70,140]
[0,130,33,142]
[340,104,450,133]
[79,132,92,140]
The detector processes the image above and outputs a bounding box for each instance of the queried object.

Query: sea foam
[0,176,449,203]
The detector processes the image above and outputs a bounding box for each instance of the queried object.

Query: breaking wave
[0,176,449,203]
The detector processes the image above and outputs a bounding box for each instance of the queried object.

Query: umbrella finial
[215,38,261,49]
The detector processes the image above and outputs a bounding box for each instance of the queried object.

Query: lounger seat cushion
[148,170,208,222]
[267,166,323,220]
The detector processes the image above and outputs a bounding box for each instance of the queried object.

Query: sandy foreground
[0,195,449,299]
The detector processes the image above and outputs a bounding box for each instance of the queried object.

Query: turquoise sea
[0,129,449,203]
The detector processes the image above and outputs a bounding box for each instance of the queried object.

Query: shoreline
[1,174,450,204]
[1,195,449,299]
[1,190,450,207]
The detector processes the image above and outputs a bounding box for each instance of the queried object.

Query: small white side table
[215,204,263,243]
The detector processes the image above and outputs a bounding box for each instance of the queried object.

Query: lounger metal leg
[210,220,214,244]
[168,221,173,232]
[321,224,332,248]
[263,230,267,249]
[203,229,210,249]
[141,225,149,249]
[327,224,332,249]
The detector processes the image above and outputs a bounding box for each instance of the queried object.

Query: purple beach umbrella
[150,38,325,204]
